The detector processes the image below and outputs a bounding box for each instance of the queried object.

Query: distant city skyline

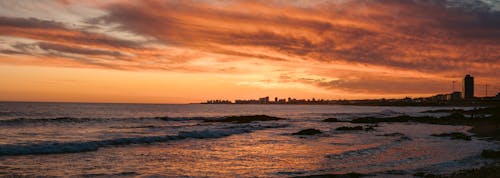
[0,1,499,103]
[204,75,498,105]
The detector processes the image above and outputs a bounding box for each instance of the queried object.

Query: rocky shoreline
[305,105,500,178]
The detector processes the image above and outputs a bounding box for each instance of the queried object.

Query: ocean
[0,102,496,177]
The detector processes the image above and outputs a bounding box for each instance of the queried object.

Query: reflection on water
[0,103,494,177]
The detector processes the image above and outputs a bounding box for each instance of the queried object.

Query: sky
[0,0,499,103]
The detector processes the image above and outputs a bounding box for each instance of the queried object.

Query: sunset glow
[1,0,499,103]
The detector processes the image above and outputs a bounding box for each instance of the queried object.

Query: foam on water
[0,116,212,125]
[0,103,491,177]
[0,136,179,155]
[0,123,287,155]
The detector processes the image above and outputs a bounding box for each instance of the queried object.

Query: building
[431,94,448,103]
[463,74,474,100]
[447,92,462,101]
[258,96,269,104]
[205,99,232,104]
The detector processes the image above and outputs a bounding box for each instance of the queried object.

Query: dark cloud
[86,0,499,78]
[281,74,450,94]
[315,78,449,94]
[0,16,65,29]
[445,0,500,13]
[0,49,24,55]
[0,16,143,50]
[4,41,125,59]
[2,42,129,70]
[37,42,124,57]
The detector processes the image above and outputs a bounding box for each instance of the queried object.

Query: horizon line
[0,100,191,105]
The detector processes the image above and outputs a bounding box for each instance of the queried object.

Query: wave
[179,128,252,139]
[0,116,210,125]
[178,124,287,139]
[0,124,287,156]
[0,111,24,116]
[320,109,404,120]
[326,136,408,160]
[0,135,180,155]
[0,115,286,125]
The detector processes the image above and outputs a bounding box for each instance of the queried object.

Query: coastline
[311,105,500,178]
[1,103,498,177]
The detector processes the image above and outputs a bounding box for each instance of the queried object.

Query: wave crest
[0,123,287,156]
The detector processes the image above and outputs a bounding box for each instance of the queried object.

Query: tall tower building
[463,74,474,100]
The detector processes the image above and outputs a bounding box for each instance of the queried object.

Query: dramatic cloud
[0,17,141,49]
[86,0,500,76]
[289,75,451,94]
[37,42,124,57]
[0,0,499,99]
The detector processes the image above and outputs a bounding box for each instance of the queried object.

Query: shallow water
[0,102,495,177]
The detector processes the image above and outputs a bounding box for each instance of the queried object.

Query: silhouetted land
[481,150,500,159]
[414,165,500,178]
[203,97,499,107]
[334,105,500,140]
[303,105,500,177]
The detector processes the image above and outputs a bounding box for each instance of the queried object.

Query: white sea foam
[0,123,287,155]
[0,135,179,155]
[0,116,211,125]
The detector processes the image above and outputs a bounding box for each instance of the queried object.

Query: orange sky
[0,0,499,103]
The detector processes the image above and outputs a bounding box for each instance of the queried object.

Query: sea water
[0,102,496,177]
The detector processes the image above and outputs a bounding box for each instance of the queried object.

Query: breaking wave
[0,114,286,125]
[0,135,180,155]
[0,116,211,125]
[0,124,287,156]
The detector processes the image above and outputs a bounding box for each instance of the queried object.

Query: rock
[293,129,322,135]
[482,150,500,159]
[336,126,363,131]
[322,118,339,122]
[364,126,376,131]
[379,132,405,137]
